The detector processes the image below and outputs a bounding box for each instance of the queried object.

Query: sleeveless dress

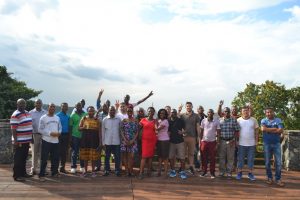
[140,118,157,158]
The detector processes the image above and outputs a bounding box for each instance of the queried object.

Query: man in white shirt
[29,99,47,175]
[102,106,122,176]
[38,103,62,181]
[236,106,259,181]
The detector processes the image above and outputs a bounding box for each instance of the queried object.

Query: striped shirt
[10,110,33,143]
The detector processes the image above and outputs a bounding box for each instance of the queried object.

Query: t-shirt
[261,117,284,144]
[168,118,185,144]
[180,112,200,138]
[200,118,220,142]
[237,117,259,146]
[10,110,33,143]
[157,119,169,141]
[69,112,86,138]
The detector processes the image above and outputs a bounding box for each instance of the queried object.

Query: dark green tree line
[232,80,300,129]
[0,66,42,119]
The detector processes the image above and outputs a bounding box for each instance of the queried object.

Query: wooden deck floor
[1,163,300,200]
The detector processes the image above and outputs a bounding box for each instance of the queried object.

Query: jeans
[71,136,84,169]
[39,140,59,177]
[59,134,69,169]
[264,142,282,181]
[105,145,120,172]
[237,145,256,170]
[13,143,29,178]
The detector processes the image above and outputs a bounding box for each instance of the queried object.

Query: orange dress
[140,118,157,158]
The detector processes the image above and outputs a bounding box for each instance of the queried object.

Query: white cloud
[0,0,299,112]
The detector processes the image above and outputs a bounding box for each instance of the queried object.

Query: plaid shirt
[219,117,240,139]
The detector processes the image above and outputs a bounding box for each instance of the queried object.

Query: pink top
[200,118,220,142]
[157,119,169,141]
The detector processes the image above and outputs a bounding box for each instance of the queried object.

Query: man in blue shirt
[56,102,70,173]
[261,107,284,187]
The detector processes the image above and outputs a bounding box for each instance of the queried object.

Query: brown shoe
[276,180,285,187]
[266,178,273,185]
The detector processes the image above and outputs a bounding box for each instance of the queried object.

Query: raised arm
[217,100,224,117]
[96,89,104,110]
[136,91,154,105]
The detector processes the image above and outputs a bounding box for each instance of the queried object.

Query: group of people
[10,90,284,187]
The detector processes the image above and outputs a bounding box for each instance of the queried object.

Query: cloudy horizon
[1,0,300,112]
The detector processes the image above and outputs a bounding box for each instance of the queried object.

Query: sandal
[276,180,285,187]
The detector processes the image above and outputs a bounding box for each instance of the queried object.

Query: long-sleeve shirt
[102,115,121,145]
[38,114,62,143]
[29,108,47,133]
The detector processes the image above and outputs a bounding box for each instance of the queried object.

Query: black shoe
[95,167,101,172]
[23,174,33,178]
[14,177,26,182]
[200,172,207,177]
[60,168,66,173]
[116,171,121,177]
[103,171,110,176]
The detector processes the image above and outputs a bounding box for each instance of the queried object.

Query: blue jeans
[237,145,256,170]
[264,142,282,181]
[71,136,84,169]
[39,140,59,177]
[105,145,120,172]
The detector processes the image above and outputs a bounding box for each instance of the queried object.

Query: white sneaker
[70,168,76,174]
[80,168,85,173]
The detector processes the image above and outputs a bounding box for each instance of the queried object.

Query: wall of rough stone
[282,130,300,171]
[0,120,13,164]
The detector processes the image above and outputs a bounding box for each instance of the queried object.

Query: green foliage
[0,66,42,119]
[232,80,300,129]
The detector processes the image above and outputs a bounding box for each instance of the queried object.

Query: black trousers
[39,140,59,177]
[59,134,69,169]
[13,143,29,179]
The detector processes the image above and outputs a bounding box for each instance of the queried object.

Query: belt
[220,137,234,141]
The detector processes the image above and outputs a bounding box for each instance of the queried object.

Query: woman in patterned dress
[79,106,101,177]
[120,106,139,176]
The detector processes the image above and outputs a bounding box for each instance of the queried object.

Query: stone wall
[282,130,300,171]
[0,120,13,164]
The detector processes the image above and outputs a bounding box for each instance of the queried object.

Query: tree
[0,66,42,119]
[232,80,300,130]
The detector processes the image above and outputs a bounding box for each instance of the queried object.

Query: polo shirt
[10,110,33,143]
[261,117,284,144]
[56,111,70,134]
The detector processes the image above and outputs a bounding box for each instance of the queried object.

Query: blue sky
[0,0,299,112]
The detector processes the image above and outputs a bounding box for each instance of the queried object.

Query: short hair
[61,102,68,106]
[147,106,155,113]
[241,106,249,110]
[186,101,193,106]
[208,109,214,113]
[158,108,168,120]
[87,106,95,111]
[265,107,274,112]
